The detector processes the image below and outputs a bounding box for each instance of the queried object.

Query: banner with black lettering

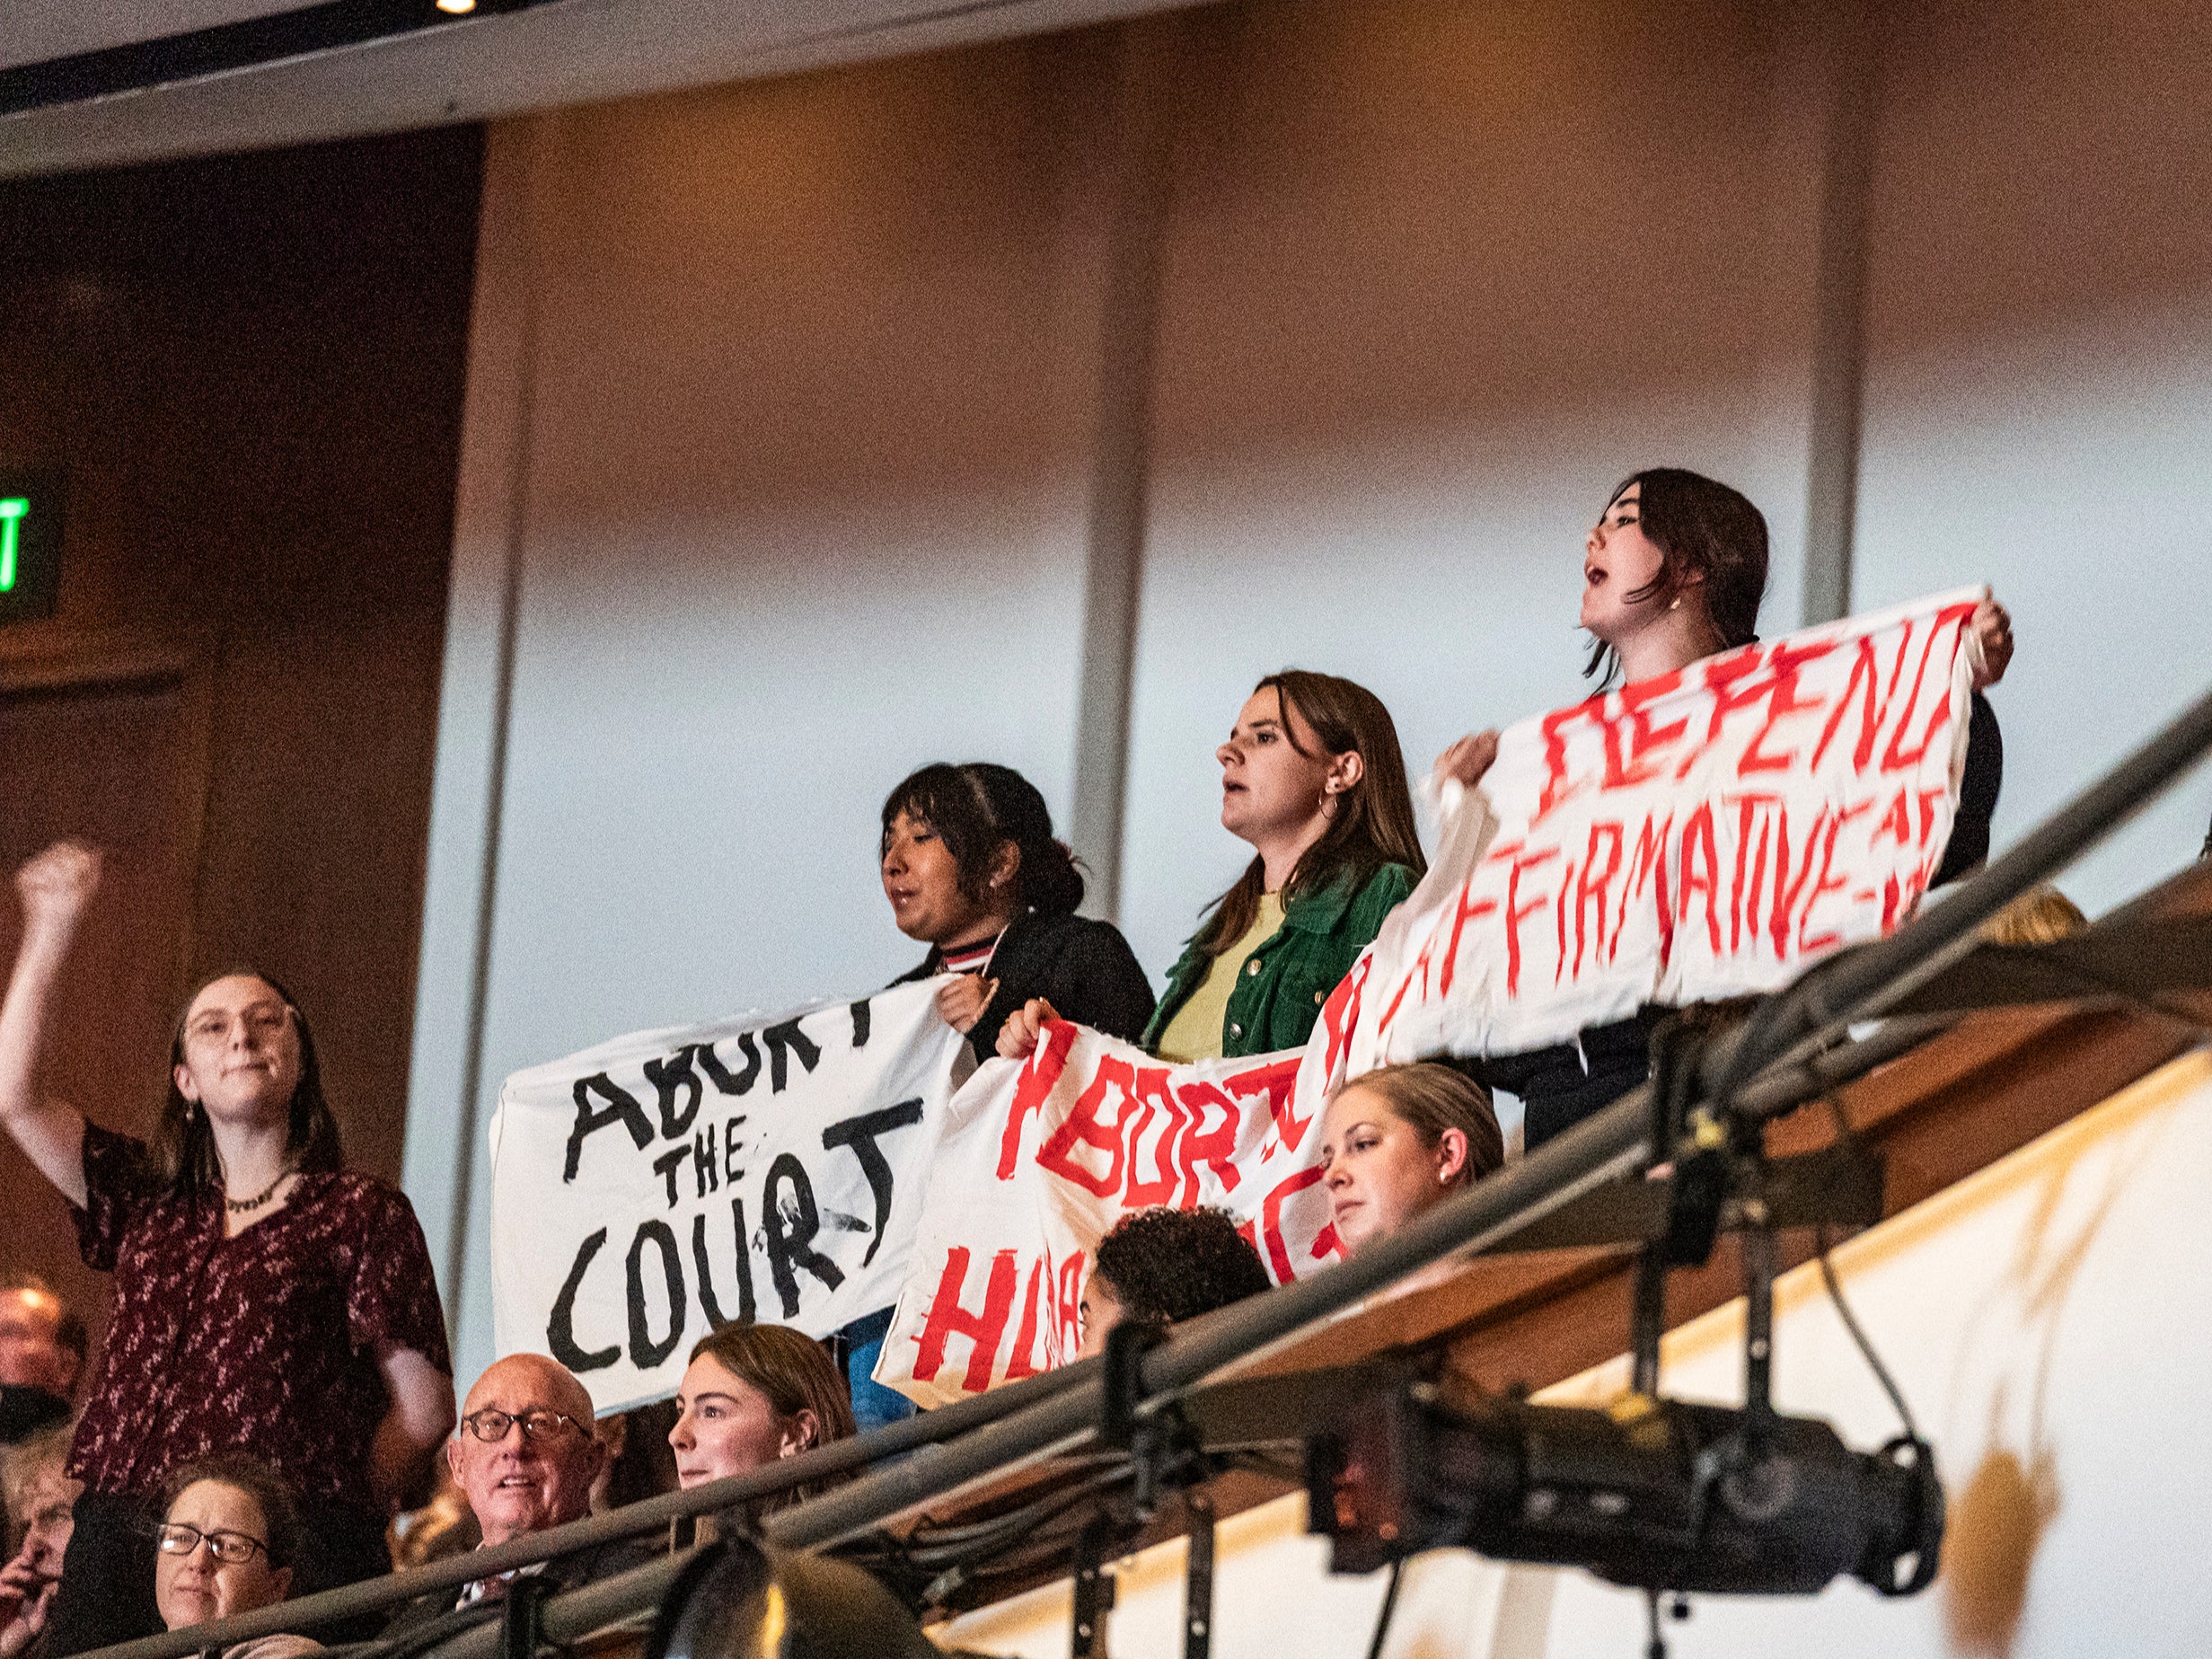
[489,980,964,1415]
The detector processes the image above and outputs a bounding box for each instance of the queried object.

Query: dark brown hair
[1585,468,1769,686]
[159,1451,303,1572]
[880,763,1085,919]
[686,1324,856,1511]
[1198,671,1425,956]
[154,970,344,1202]
[1092,1206,1274,1322]
[1334,1063,1504,1187]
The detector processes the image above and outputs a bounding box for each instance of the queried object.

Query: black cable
[1362,1559,1404,1659]
[1814,1223,1920,1442]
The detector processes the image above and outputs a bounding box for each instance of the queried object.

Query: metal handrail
[418,1007,1950,1659]
[83,1360,1100,1659]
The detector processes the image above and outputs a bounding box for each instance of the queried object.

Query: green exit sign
[0,469,63,625]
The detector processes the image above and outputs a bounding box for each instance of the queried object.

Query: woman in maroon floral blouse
[0,843,458,1654]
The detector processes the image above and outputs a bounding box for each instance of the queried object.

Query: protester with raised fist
[0,843,455,1655]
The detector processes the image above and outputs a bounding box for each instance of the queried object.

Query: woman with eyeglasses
[0,844,456,1654]
[153,1455,320,1659]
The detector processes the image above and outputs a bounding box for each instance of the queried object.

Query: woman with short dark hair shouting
[1437,467,2013,1149]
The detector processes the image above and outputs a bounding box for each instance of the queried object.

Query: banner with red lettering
[877,1028,1338,1406]
[1344,587,1987,1069]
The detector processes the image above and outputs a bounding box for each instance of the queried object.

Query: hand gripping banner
[489,980,965,1415]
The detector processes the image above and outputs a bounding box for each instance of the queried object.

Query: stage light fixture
[1308,1370,1943,1600]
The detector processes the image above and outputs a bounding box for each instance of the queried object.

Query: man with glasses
[382,1355,648,1640]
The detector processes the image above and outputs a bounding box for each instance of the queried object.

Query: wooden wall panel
[0,128,482,1348]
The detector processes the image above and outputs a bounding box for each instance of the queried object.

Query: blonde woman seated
[668,1325,856,1531]
[1318,1063,1504,1276]
[154,1455,322,1659]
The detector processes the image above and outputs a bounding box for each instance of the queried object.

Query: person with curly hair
[1076,1207,1273,1358]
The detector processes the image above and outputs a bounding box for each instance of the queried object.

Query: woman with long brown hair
[1002,670,1424,1064]
[667,1324,854,1518]
[1142,670,1425,1062]
[0,843,454,1655]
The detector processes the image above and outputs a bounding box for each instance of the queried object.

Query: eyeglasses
[458,1408,584,1443]
[184,1004,291,1045]
[154,1522,269,1565]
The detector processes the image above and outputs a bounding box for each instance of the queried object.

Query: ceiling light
[435,0,476,13]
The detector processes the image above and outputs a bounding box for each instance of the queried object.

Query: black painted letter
[548,1227,619,1372]
[821,1099,925,1268]
[761,1154,845,1319]
[696,1033,762,1096]
[564,1074,653,1182]
[645,1046,703,1139]
[762,1019,822,1092]
[625,1221,687,1369]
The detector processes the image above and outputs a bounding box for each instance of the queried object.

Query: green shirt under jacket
[1141,861,1419,1061]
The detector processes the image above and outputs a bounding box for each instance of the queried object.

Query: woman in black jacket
[881,762,1153,1062]
[841,763,1153,1428]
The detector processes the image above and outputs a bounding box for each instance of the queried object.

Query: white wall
[1850,1,2212,916]
[405,0,2212,1381]
[1116,0,1820,971]
[946,1046,2212,1659]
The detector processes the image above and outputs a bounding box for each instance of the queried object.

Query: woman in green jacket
[1001,668,1424,1063]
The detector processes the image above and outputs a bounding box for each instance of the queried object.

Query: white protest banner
[877,1028,1339,1407]
[1346,587,1987,1069]
[489,979,965,1415]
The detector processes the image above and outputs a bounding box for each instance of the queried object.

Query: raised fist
[1436,729,1502,790]
[14,842,101,933]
